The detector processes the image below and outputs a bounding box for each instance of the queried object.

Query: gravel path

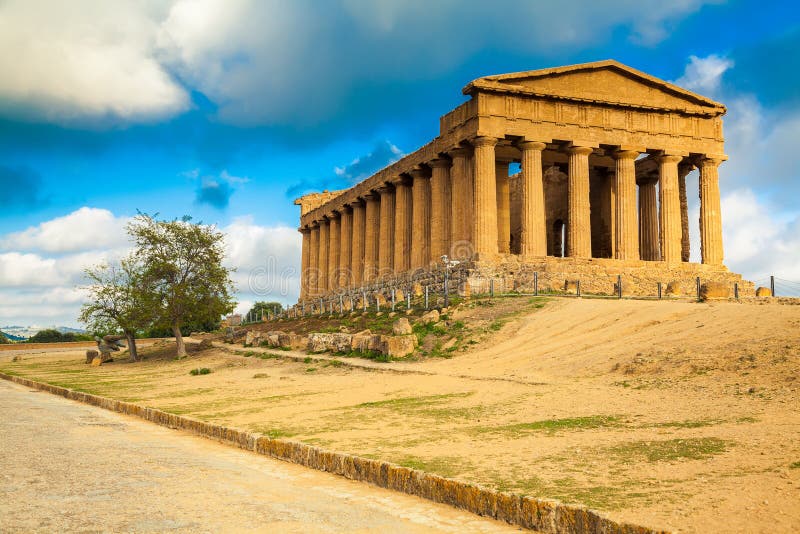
[0,380,516,533]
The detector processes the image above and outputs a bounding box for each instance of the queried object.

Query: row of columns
[300,137,725,298]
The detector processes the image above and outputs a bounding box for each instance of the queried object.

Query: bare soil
[2,297,799,533]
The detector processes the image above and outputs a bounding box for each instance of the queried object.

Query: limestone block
[381,335,416,357]
[267,333,280,347]
[244,331,256,346]
[91,356,103,366]
[350,330,372,351]
[367,334,385,352]
[375,292,388,308]
[419,309,440,325]
[85,349,98,364]
[700,281,730,300]
[392,317,413,335]
[665,281,682,296]
[412,283,424,296]
[395,288,405,301]
[279,333,307,350]
[756,286,772,297]
[459,280,471,299]
[564,280,578,294]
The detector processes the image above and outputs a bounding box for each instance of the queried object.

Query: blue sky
[1,0,799,326]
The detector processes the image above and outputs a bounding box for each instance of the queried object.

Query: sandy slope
[2,298,799,533]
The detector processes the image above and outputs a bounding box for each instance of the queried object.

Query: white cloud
[0,207,130,253]
[0,208,301,326]
[0,0,189,123]
[673,54,733,95]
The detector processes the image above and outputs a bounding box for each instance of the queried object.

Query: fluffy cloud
[0,0,715,126]
[674,54,734,95]
[0,207,130,253]
[0,0,189,124]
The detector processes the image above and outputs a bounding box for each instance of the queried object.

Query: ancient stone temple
[295,60,750,300]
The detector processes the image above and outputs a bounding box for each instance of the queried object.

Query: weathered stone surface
[278,333,307,350]
[756,286,772,297]
[419,309,439,325]
[307,333,353,353]
[350,330,372,352]
[91,356,103,366]
[392,318,412,335]
[700,281,730,300]
[381,335,416,357]
[85,349,98,364]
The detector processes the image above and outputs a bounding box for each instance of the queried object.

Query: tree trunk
[125,331,138,362]
[173,322,186,359]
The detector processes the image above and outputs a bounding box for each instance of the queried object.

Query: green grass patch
[790,461,800,469]
[395,455,471,478]
[474,415,621,437]
[189,367,212,375]
[607,437,731,463]
[354,392,474,410]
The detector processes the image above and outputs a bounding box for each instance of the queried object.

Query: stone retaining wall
[0,372,667,534]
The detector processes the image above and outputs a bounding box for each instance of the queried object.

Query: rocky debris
[441,337,457,351]
[197,338,213,350]
[351,329,372,352]
[224,328,247,344]
[307,333,352,353]
[85,349,99,364]
[392,317,412,335]
[244,330,261,347]
[700,281,731,300]
[381,335,416,357]
[756,286,772,297]
[419,309,440,325]
[278,333,307,350]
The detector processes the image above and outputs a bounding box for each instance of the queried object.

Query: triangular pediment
[464,60,725,116]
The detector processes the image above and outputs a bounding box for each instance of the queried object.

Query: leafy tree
[28,329,69,343]
[247,301,283,320]
[78,258,152,361]
[129,214,236,358]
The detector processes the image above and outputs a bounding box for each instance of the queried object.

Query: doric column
[328,213,340,291]
[566,145,593,258]
[351,200,366,286]
[679,163,693,262]
[309,224,320,296]
[699,156,725,265]
[410,168,431,270]
[300,227,311,299]
[657,154,683,263]
[496,160,511,254]
[471,136,499,260]
[339,206,353,288]
[363,193,380,282]
[392,176,412,273]
[448,147,472,258]
[612,149,639,260]
[429,158,451,264]
[318,218,329,293]
[638,178,659,260]
[377,185,395,277]
[519,141,547,256]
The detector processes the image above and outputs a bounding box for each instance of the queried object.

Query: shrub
[189,367,212,375]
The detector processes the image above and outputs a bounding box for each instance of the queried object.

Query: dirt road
[0,380,515,533]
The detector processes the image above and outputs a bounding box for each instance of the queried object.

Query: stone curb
[1,372,668,534]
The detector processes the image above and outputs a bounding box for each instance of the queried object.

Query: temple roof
[463,59,725,116]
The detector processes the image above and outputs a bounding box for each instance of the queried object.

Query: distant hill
[0,325,87,341]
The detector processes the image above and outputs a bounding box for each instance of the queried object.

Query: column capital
[699,154,727,167]
[361,192,378,201]
[299,226,311,234]
[611,149,639,160]
[328,210,341,219]
[374,183,395,195]
[429,157,452,169]
[655,154,683,164]
[408,167,431,180]
[390,175,412,187]
[566,145,594,156]
[517,140,547,151]
[471,136,498,148]
[447,146,471,158]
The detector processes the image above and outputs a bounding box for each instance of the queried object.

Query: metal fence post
[770,275,775,296]
[391,289,396,311]
[576,280,581,298]
[443,273,449,308]
[424,286,429,309]
[534,272,538,296]
[617,275,622,299]
[362,290,367,312]
[696,277,701,300]
[490,279,494,298]
[734,282,739,299]
[658,282,662,300]
[407,288,411,310]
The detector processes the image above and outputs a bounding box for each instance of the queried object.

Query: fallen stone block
[756,286,772,297]
[382,335,416,357]
[700,281,730,300]
[392,317,412,335]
